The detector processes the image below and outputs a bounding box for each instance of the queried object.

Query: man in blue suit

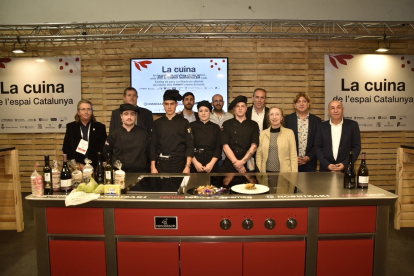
[315,100,361,172]
[285,93,322,172]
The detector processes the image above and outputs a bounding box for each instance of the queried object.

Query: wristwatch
[185,164,191,168]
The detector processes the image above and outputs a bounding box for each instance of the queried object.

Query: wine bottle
[60,154,72,193]
[95,152,105,184]
[43,155,53,195]
[343,151,356,189]
[105,153,114,184]
[357,152,369,189]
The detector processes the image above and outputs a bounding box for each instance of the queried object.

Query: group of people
[62,87,361,175]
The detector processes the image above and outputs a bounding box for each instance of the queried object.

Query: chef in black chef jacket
[190,100,222,173]
[220,96,260,173]
[104,104,149,173]
[150,90,194,173]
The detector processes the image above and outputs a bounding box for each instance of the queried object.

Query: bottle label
[52,172,61,190]
[358,176,369,184]
[105,171,112,180]
[61,179,73,188]
[44,173,51,182]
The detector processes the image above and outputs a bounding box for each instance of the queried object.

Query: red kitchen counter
[26,172,397,276]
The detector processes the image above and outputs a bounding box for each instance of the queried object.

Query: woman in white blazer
[256,106,298,173]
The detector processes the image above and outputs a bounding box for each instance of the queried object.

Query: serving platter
[231,184,270,195]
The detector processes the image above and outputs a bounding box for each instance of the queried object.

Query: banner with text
[0,57,81,133]
[325,54,414,131]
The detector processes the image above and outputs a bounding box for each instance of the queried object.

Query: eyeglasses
[79,108,92,112]
[213,100,224,103]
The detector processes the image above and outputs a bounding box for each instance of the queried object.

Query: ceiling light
[376,33,390,53]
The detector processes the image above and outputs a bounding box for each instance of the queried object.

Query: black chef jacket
[190,120,222,172]
[104,125,149,173]
[150,115,194,171]
[220,118,260,172]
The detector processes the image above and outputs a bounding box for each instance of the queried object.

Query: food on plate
[245,183,257,190]
[196,185,225,196]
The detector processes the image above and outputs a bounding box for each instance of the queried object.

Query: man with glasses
[285,93,322,172]
[210,94,233,127]
[63,99,107,170]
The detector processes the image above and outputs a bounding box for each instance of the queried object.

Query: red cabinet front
[47,207,105,234]
[243,241,306,276]
[317,239,374,276]
[319,206,376,234]
[49,240,106,276]
[117,242,179,276]
[180,242,243,276]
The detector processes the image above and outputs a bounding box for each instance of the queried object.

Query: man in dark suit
[109,87,153,135]
[285,93,322,172]
[62,100,107,170]
[178,92,200,122]
[315,100,361,172]
[246,88,269,132]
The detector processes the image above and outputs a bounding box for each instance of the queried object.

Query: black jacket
[62,121,107,168]
[246,106,270,130]
[285,113,322,172]
[314,119,361,172]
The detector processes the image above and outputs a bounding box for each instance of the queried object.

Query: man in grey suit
[315,100,361,172]
[285,93,322,172]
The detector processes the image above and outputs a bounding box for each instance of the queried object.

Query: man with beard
[179,92,200,122]
[220,96,259,173]
[109,87,153,135]
[150,90,194,173]
[209,94,234,127]
[104,104,149,173]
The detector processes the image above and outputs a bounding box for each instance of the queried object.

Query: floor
[0,193,413,276]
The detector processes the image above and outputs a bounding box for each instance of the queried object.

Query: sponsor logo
[51,118,57,121]
[378,116,388,119]
[354,116,364,120]
[390,116,396,119]
[15,119,25,122]
[39,118,48,122]
[38,124,42,129]
[367,117,376,119]
[344,116,352,120]
[376,122,381,127]
[1,119,13,122]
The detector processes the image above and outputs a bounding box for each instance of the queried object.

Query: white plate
[231,184,270,194]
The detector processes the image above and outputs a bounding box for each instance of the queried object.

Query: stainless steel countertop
[26,172,398,208]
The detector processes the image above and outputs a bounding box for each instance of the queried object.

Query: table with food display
[26,172,397,276]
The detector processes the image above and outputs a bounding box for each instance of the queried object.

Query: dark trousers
[156,156,186,173]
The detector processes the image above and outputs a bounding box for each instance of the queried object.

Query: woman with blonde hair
[256,106,298,173]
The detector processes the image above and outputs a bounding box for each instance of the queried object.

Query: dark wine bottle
[60,154,72,193]
[105,153,113,184]
[43,155,53,195]
[95,152,105,184]
[357,152,369,189]
[343,151,356,189]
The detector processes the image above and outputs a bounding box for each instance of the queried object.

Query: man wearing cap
[221,96,260,173]
[179,92,200,122]
[246,88,269,133]
[104,104,149,173]
[109,87,153,135]
[150,90,194,173]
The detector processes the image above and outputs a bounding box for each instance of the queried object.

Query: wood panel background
[1,39,414,192]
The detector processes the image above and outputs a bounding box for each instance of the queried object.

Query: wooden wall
[1,38,414,192]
